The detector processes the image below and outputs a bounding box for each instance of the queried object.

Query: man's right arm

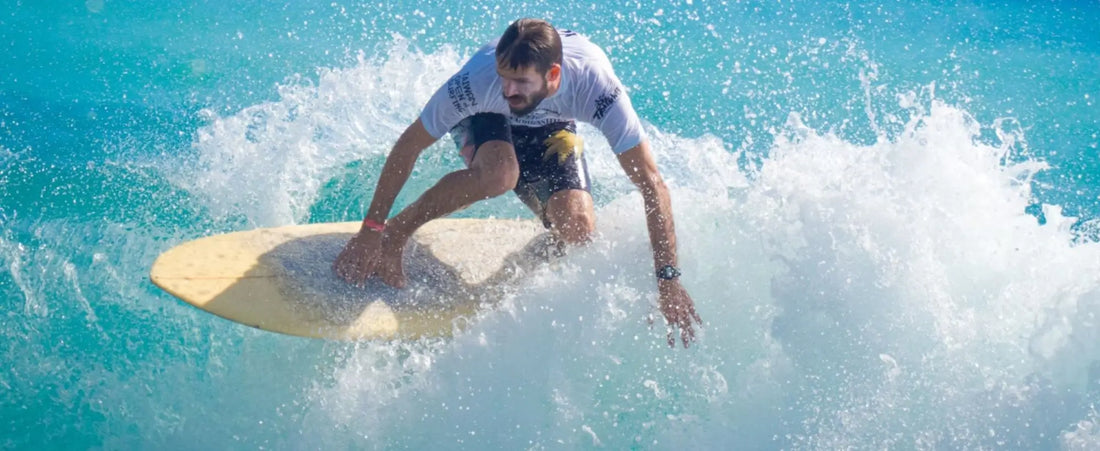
[333,118,437,285]
[359,118,438,230]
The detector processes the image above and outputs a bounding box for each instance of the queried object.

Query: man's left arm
[617,140,702,348]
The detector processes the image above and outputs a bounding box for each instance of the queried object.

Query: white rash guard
[419,30,647,154]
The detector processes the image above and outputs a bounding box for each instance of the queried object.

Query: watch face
[658,265,680,280]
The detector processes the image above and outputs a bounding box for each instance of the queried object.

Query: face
[497,64,554,116]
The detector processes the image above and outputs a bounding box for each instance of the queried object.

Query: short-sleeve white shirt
[420,30,646,154]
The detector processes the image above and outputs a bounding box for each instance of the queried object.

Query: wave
[178,43,1100,448]
[5,40,1099,449]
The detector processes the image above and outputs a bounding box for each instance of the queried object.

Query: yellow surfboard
[150,219,549,340]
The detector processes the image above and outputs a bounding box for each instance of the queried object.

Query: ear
[546,64,562,83]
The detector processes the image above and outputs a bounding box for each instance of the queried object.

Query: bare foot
[534,234,568,260]
[376,231,408,288]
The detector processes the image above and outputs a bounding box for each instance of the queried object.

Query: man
[333,18,702,347]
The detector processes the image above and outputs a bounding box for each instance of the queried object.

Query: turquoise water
[3,0,1100,448]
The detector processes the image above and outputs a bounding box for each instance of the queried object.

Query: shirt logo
[592,87,621,120]
[446,72,477,114]
[509,107,564,127]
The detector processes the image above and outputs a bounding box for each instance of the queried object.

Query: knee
[471,140,520,198]
[547,191,596,245]
[555,210,595,245]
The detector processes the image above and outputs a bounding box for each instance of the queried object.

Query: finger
[340,261,367,286]
[335,261,354,283]
[337,264,355,284]
[673,314,690,345]
[679,312,697,346]
[354,263,374,287]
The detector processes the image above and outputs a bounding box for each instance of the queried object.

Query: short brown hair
[495,18,562,74]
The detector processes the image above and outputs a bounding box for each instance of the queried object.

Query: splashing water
[4,1,1100,449]
[157,45,1100,448]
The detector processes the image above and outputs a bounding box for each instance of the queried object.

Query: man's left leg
[510,121,596,246]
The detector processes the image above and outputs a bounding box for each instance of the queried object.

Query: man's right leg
[374,114,517,287]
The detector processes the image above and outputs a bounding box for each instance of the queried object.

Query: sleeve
[584,69,647,154]
[419,70,478,139]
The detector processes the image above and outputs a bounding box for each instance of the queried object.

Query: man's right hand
[332,230,384,286]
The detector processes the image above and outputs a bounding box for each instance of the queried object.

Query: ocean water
[3,0,1100,448]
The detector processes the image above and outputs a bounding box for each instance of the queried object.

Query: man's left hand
[658,279,702,348]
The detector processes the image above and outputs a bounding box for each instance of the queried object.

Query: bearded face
[497,64,553,117]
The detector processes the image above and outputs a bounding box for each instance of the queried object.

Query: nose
[502,80,518,97]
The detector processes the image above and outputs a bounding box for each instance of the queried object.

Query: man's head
[495,18,562,116]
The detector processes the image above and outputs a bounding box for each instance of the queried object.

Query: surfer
[333,18,702,347]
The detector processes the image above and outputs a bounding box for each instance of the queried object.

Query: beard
[505,85,550,117]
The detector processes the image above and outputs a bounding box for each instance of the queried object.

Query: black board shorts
[452,113,591,228]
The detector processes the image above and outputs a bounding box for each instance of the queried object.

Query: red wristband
[363,218,385,232]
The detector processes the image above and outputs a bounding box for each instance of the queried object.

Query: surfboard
[150,218,550,340]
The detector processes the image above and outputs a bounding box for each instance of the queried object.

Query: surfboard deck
[150,218,550,340]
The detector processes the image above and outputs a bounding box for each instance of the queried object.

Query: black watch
[656,264,681,280]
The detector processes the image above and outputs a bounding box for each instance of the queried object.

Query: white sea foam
[1063,410,1100,450]
[184,40,465,226]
